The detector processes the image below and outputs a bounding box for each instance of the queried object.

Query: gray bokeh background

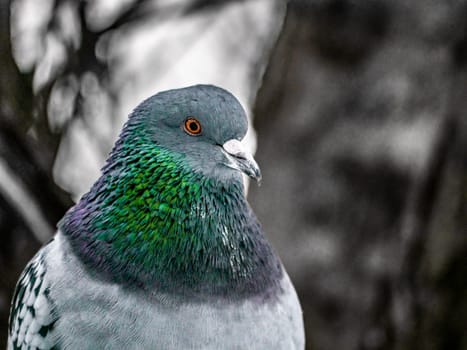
[1,1,466,349]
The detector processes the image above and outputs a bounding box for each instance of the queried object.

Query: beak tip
[255,175,262,186]
[222,139,262,183]
[252,169,262,184]
[243,163,262,185]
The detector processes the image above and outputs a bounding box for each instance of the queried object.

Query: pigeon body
[8,85,305,349]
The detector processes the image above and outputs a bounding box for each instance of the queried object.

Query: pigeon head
[121,84,261,183]
[60,84,280,300]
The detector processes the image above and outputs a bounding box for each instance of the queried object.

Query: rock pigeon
[8,85,305,349]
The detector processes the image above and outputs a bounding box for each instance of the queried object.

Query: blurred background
[1,0,466,349]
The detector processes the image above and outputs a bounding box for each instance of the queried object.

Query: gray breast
[46,233,305,349]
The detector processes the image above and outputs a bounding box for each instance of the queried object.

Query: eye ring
[183,117,202,136]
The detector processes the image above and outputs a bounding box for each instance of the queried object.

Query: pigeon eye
[183,117,202,136]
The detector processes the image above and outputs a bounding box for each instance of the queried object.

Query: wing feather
[8,245,58,350]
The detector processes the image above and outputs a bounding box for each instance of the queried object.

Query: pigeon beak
[222,139,262,182]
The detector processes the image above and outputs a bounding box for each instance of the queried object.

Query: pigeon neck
[60,141,282,301]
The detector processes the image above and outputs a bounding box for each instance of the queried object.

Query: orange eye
[183,117,202,135]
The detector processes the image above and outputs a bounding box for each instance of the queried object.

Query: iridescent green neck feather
[60,121,281,301]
